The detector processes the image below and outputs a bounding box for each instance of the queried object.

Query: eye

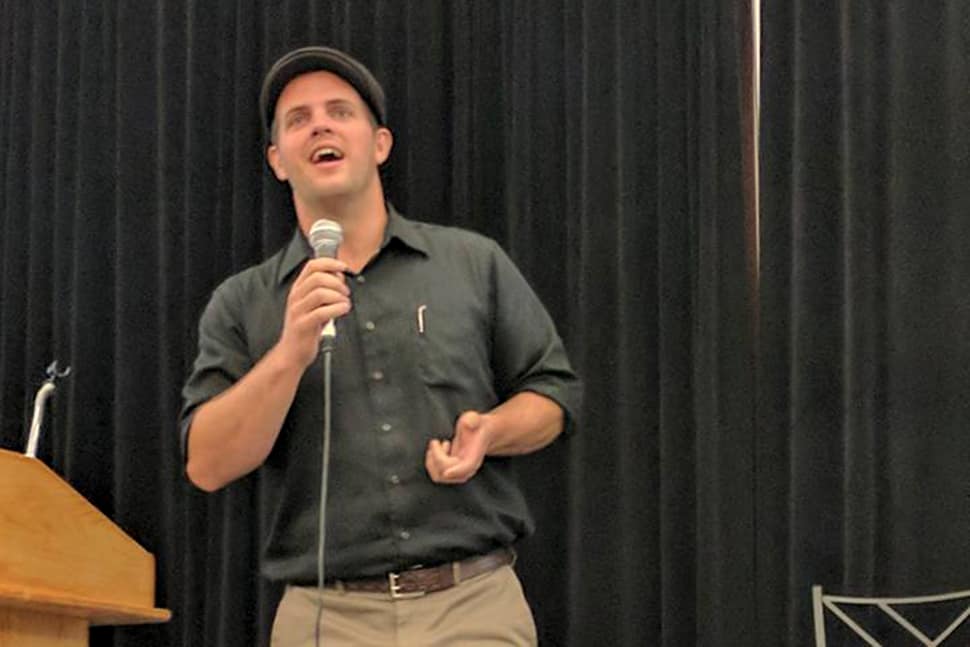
[285,111,309,129]
[331,105,354,119]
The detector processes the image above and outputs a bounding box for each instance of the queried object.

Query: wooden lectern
[0,449,171,646]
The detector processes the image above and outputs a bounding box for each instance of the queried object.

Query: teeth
[312,147,343,162]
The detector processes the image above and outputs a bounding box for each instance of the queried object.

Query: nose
[310,109,333,137]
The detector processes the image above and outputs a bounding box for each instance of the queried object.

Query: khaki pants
[271,565,537,647]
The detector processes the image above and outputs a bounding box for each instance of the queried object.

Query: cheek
[278,157,297,181]
[276,145,308,180]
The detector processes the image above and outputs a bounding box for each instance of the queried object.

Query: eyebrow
[282,105,310,122]
[324,98,357,113]
[284,98,356,117]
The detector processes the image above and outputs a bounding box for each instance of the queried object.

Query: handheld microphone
[307,219,343,647]
[308,218,343,341]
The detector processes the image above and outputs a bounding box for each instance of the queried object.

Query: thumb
[452,410,482,454]
[459,410,482,431]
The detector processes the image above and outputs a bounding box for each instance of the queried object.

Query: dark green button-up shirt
[180,208,582,581]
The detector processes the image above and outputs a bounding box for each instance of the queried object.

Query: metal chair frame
[812,585,970,646]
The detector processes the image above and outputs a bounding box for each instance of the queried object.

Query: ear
[266,144,288,181]
[373,127,393,166]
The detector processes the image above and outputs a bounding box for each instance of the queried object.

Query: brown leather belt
[328,548,514,598]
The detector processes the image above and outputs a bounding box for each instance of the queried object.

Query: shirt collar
[275,228,313,286]
[383,204,429,257]
[275,204,429,285]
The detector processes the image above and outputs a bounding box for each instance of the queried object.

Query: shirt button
[371,370,384,381]
[356,275,366,284]
[364,321,376,331]
[399,530,411,541]
[380,423,392,432]
[388,474,400,485]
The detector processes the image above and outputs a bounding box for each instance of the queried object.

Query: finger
[429,438,477,484]
[286,297,351,338]
[441,456,478,483]
[289,269,352,315]
[425,440,460,482]
[424,445,438,480]
[291,268,350,302]
[303,257,348,275]
[426,443,447,481]
[307,302,353,331]
[293,288,352,319]
[433,442,460,471]
[424,440,444,477]
[291,259,342,294]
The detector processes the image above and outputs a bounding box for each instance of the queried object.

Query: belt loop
[452,559,462,585]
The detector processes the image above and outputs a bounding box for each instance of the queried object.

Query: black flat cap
[259,46,387,135]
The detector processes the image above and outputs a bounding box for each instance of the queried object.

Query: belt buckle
[388,571,405,599]
[388,570,427,599]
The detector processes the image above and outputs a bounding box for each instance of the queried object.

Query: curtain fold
[760,1,970,644]
[1,2,753,645]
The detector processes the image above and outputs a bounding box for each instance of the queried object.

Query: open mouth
[310,146,344,164]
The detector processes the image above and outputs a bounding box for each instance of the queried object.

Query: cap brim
[259,46,386,133]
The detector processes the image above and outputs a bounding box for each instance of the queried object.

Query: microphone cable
[315,333,335,647]
[306,218,343,645]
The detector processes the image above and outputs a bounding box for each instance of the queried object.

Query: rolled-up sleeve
[488,241,583,432]
[178,281,255,462]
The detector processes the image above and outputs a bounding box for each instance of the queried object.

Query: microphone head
[309,218,343,259]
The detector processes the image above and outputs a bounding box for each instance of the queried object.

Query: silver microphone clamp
[25,361,72,458]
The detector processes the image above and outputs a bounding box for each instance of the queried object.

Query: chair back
[812,585,970,646]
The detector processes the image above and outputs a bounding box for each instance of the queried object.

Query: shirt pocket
[412,300,491,395]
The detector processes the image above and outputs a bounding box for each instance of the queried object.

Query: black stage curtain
[5,1,766,645]
[760,1,970,645]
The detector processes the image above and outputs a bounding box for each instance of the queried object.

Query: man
[180,45,581,646]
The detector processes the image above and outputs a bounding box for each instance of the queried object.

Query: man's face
[267,70,391,206]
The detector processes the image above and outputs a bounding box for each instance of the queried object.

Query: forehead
[275,70,365,113]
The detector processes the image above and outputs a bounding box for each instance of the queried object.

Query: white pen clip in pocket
[417,304,427,335]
